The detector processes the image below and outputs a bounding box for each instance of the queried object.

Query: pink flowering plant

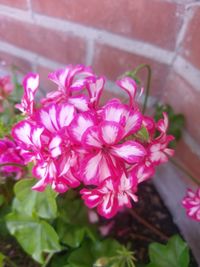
[0,64,198,267]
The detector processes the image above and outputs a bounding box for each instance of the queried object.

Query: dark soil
[110,180,198,266]
[0,180,197,267]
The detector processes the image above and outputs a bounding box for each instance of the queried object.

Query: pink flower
[0,138,25,178]
[41,65,95,111]
[81,172,138,219]
[11,64,175,218]
[69,110,146,185]
[182,188,200,222]
[0,75,14,112]
[148,134,174,165]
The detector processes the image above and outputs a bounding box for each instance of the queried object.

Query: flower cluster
[0,75,13,112]
[12,65,174,218]
[182,187,200,222]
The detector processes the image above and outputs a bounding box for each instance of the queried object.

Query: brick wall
[0,0,200,180]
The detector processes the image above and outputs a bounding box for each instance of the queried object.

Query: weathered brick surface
[175,139,200,181]
[162,72,200,143]
[0,52,32,73]
[32,0,183,49]
[93,44,169,97]
[181,7,200,69]
[0,0,28,9]
[0,16,86,65]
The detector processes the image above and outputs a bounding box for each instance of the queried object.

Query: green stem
[170,158,200,186]
[131,64,152,114]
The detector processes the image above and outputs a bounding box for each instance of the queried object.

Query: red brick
[181,7,200,69]
[32,0,183,50]
[92,43,169,98]
[0,16,86,65]
[0,52,32,74]
[0,0,28,9]
[175,139,200,182]
[162,72,200,143]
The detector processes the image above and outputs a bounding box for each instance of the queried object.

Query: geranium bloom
[0,138,25,178]
[182,188,200,221]
[0,75,13,112]
[12,64,175,218]
[81,172,138,219]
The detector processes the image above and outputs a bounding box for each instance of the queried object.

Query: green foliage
[0,252,5,267]
[6,178,61,264]
[6,212,61,263]
[0,195,5,206]
[14,178,57,219]
[154,104,185,144]
[56,193,98,248]
[134,126,149,142]
[146,235,189,267]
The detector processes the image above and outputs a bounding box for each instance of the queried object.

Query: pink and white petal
[58,103,75,128]
[68,95,89,111]
[31,126,44,148]
[12,121,32,148]
[98,155,113,182]
[99,121,123,145]
[111,141,146,163]
[117,77,137,107]
[80,152,102,185]
[102,102,125,123]
[32,161,49,180]
[62,169,80,188]
[23,73,39,97]
[97,193,118,219]
[124,110,142,136]
[82,126,102,148]
[164,148,174,157]
[39,105,59,132]
[68,112,95,143]
[88,77,105,105]
[157,112,169,133]
[32,177,48,192]
[48,67,70,89]
[70,79,86,90]
[49,135,62,158]
[52,181,69,193]
[81,189,102,208]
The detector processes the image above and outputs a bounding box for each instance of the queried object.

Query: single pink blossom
[81,172,138,219]
[182,188,200,221]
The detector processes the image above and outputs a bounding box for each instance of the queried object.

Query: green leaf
[93,239,122,259]
[14,178,57,219]
[147,235,189,267]
[6,212,61,263]
[135,126,149,142]
[0,195,5,206]
[68,240,95,267]
[58,197,88,225]
[50,253,69,267]
[0,252,5,267]
[57,222,85,248]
